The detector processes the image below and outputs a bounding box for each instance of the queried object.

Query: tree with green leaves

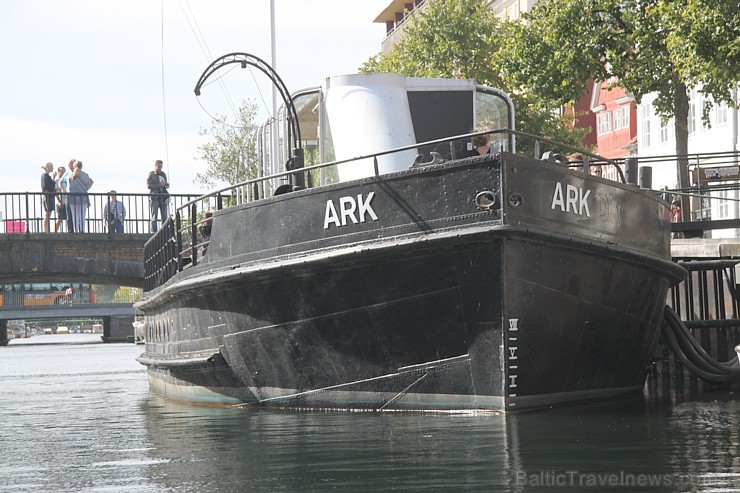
[502,0,740,193]
[364,0,504,83]
[361,0,589,151]
[195,100,260,189]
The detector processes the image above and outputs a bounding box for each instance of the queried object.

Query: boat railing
[143,129,622,290]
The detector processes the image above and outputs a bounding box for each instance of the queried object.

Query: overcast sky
[0,0,389,195]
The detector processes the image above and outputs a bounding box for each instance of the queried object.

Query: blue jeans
[108,220,124,234]
[149,196,169,233]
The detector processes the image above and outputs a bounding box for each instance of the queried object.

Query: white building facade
[637,89,740,237]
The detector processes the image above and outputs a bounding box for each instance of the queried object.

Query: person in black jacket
[40,162,56,233]
[147,159,169,233]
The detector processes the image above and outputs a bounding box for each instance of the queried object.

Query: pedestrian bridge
[0,233,149,287]
[0,191,206,286]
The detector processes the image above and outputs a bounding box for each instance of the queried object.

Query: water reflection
[137,394,740,492]
[140,399,511,491]
[1,340,738,492]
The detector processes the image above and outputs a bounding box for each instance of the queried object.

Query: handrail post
[24,192,30,234]
[582,155,590,174]
[176,211,183,272]
[624,157,638,185]
[190,203,198,267]
[168,217,177,280]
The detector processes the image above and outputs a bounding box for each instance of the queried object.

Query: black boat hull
[138,228,675,411]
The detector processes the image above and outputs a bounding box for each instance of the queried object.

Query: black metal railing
[657,151,740,237]
[143,217,179,291]
[143,129,630,290]
[0,192,200,235]
[655,259,740,387]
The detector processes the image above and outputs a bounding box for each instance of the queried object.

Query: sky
[0,0,390,195]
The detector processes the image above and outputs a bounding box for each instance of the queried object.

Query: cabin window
[293,89,338,187]
[475,89,512,152]
[407,90,474,158]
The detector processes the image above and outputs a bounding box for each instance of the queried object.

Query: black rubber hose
[671,309,739,370]
[664,311,723,375]
[661,306,740,383]
[665,306,740,372]
[668,306,740,373]
[665,309,732,374]
[661,321,736,382]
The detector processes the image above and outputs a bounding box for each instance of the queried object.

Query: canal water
[1,334,739,492]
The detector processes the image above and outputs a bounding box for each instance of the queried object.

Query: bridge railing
[0,192,200,234]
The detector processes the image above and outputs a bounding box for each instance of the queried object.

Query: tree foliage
[657,0,740,118]
[504,0,738,116]
[196,101,260,189]
[364,0,504,84]
[502,0,740,188]
[361,0,589,150]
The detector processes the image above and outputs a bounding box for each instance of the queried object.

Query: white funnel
[324,73,418,181]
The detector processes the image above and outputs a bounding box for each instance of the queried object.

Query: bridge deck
[0,233,149,286]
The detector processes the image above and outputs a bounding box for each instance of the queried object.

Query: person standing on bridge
[40,162,56,233]
[103,190,126,234]
[63,159,76,232]
[54,166,69,232]
[147,159,170,233]
[68,160,94,233]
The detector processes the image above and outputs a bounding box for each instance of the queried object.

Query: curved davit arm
[193,52,302,151]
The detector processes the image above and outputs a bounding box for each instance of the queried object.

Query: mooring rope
[379,372,429,411]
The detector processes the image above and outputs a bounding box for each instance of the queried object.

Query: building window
[689,99,697,134]
[660,121,669,143]
[717,103,728,125]
[641,104,651,147]
[718,189,730,219]
[612,106,629,131]
[597,112,612,135]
